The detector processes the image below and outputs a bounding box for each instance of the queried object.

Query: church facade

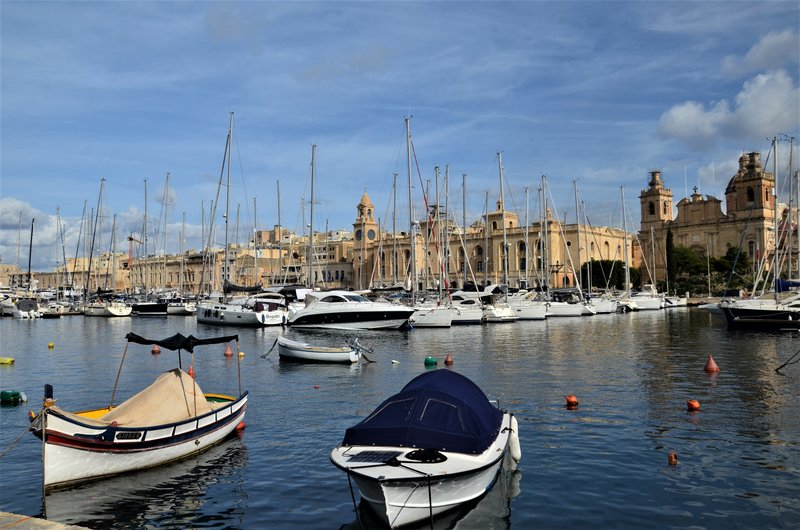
[638,151,776,284]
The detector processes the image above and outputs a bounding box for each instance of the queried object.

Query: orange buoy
[668,451,678,465]
[236,421,246,430]
[565,395,579,409]
[224,343,234,357]
[687,399,700,411]
[151,344,161,354]
[188,365,196,378]
[704,355,720,373]
[444,353,454,365]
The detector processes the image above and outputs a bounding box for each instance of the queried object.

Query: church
[638,151,777,284]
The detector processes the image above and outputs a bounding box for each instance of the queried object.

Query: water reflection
[42,436,248,529]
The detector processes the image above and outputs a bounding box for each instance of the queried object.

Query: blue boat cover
[341,369,503,455]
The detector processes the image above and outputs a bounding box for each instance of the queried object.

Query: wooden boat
[29,332,248,490]
[330,370,521,528]
[277,336,365,363]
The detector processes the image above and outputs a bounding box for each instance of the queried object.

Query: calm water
[1,309,798,529]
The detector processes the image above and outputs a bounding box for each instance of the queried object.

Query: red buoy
[668,451,678,466]
[565,395,579,409]
[224,343,234,357]
[704,355,720,373]
[188,365,196,378]
[236,421,246,430]
[687,399,700,411]
[444,353,454,365]
[151,344,161,355]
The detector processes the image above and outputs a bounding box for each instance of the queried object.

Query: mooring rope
[345,469,363,528]
[0,419,36,459]
[776,348,800,373]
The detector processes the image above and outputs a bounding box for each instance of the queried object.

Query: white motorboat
[409,301,453,328]
[196,300,284,327]
[29,332,248,490]
[83,300,132,317]
[330,369,521,529]
[287,291,414,330]
[449,293,485,325]
[276,336,366,363]
[507,291,547,320]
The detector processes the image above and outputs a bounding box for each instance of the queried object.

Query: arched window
[604,241,610,260]
[492,221,498,230]
[649,202,655,215]
[746,187,755,203]
[663,201,668,215]
[380,252,386,277]
[458,248,465,272]
[518,241,527,272]
[475,245,484,272]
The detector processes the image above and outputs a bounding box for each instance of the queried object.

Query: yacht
[287,290,414,330]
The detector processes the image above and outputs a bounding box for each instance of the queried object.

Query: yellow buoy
[48,342,55,349]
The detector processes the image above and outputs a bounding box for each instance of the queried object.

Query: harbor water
[1,309,799,529]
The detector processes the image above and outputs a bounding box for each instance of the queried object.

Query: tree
[666,229,677,293]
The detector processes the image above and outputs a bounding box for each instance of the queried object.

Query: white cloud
[658,69,799,150]
[722,28,800,75]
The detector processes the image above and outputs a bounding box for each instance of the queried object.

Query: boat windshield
[343,294,370,302]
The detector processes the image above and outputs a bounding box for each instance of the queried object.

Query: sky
[1,1,799,272]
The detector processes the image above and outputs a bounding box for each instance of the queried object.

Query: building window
[649,202,655,216]
[663,201,668,215]
[492,221,497,230]
[746,187,755,203]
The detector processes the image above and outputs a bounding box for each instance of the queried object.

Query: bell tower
[639,170,674,232]
[724,152,775,219]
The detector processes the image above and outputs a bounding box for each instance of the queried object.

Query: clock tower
[353,191,378,244]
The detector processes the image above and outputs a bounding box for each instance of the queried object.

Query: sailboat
[196,113,287,327]
[404,118,453,328]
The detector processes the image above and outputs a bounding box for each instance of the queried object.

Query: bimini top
[341,369,503,455]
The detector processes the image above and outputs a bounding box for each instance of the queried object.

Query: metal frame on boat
[29,332,248,490]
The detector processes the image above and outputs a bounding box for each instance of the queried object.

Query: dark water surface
[1,309,798,529]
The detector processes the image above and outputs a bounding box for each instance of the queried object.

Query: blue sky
[1,1,799,271]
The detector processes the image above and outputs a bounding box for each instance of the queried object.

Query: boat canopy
[125,332,239,353]
[342,369,503,454]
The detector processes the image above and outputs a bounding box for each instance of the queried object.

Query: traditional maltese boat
[330,369,521,528]
[29,332,248,490]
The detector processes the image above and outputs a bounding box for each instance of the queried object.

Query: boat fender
[509,415,522,462]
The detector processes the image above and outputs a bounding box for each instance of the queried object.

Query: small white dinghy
[330,369,521,528]
[276,336,365,363]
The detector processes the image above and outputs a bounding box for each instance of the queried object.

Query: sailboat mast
[483,191,489,287]
[541,176,550,290]
[621,187,631,293]
[573,179,582,289]
[253,197,258,287]
[524,186,530,287]
[86,178,104,297]
[462,173,467,282]
[224,112,233,292]
[406,116,417,302]
[773,136,779,300]
[180,211,186,293]
[498,153,508,290]
[392,173,397,286]
[27,218,34,289]
[277,180,283,284]
[309,144,316,287]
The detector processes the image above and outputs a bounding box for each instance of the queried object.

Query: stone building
[638,151,776,283]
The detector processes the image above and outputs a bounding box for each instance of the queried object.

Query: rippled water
[1,309,798,529]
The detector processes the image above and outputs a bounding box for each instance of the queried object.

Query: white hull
[509,301,547,320]
[331,412,518,529]
[628,296,663,310]
[196,302,285,327]
[589,298,618,314]
[546,302,587,317]
[410,306,453,327]
[483,304,519,323]
[41,399,246,488]
[451,305,484,324]
[277,336,359,363]
[83,302,132,317]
